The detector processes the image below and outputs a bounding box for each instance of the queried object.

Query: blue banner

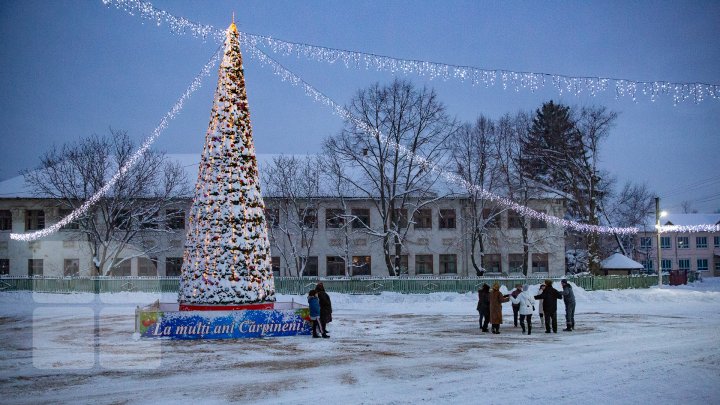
[139,307,311,339]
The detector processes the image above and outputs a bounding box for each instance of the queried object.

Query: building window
[530,210,547,229]
[352,256,371,276]
[0,259,9,275]
[715,262,720,273]
[696,237,708,249]
[25,210,45,231]
[112,210,132,230]
[110,259,131,276]
[678,259,690,271]
[484,254,502,273]
[326,256,345,276]
[640,237,652,250]
[0,210,11,231]
[303,256,318,276]
[507,210,523,229]
[271,256,280,278]
[482,208,499,228]
[138,257,158,276]
[28,259,43,276]
[509,254,524,273]
[715,236,720,248]
[265,208,279,227]
[166,209,185,230]
[697,259,708,272]
[641,260,653,272]
[439,209,456,229]
[415,254,433,275]
[660,236,671,249]
[58,208,79,230]
[325,208,345,229]
[299,208,317,228]
[63,259,79,276]
[439,254,457,274]
[395,255,409,275]
[413,209,432,229]
[351,208,371,229]
[677,236,689,249]
[660,259,672,271]
[531,253,549,273]
[392,209,408,228]
[166,257,183,276]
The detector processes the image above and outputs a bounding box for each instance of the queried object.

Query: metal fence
[0,273,695,294]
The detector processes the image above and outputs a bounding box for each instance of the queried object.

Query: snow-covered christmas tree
[178,21,275,306]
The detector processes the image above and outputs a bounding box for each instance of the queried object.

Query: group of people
[307,282,333,338]
[476,279,575,335]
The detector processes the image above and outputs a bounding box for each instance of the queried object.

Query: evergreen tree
[178,22,275,305]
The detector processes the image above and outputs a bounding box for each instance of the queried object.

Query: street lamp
[655,197,667,287]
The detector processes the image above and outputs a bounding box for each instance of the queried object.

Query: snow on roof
[600,252,644,270]
[642,213,720,229]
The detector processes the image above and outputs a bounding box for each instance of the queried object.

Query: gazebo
[600,252,644,276]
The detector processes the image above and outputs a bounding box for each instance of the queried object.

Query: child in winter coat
[307,290,328,338]
[536,283,545,322]
[510,285,537,335]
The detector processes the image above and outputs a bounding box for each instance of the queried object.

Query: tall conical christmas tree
[178,21,275,305]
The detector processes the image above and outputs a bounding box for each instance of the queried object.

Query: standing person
[316,282,332,336]
[510,284,523,327]
[476,284,491,332]
[560,279,576,331]
[489,283,510,334]
[536,283,545,323]
[534,279,562,333]
[307,290,328,338]
[510,285,536,335]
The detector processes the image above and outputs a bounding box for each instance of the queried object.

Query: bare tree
[262,155,323,277]
[448,116,503,275]
[22,130,190,275]
[324,79,458,276]
[602,181,655,257]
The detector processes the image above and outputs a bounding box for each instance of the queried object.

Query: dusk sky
[1,0,718,213]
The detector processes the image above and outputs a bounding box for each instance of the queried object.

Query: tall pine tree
[178,21,275,305]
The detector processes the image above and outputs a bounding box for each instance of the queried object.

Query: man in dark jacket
[316,282,332,336]
[534,279,562,333]
[476,284,491,332]
[560,279,576,331]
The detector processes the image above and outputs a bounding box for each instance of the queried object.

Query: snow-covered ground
[1,280,719,404]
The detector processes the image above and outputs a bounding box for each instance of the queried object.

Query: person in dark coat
[476,284,491,332]
[489,283,510,334]
[534,279,562,333]
[307,289,328,338]
[510,284,523,327]
[316,282,332,336]
[560,279,576,331]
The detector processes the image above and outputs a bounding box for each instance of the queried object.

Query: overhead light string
[102,0,720,105]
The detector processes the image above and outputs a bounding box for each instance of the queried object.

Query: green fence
[0,274,693,294]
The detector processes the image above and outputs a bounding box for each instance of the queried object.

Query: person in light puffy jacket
[560,279,576,331]
[510,285,536,335]
[307,290,328,338]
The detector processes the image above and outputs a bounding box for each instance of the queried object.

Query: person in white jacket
[510,285,537,335]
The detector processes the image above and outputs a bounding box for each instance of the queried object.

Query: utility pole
[655,197,662,287]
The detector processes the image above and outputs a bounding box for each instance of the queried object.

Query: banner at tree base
[136,302,310,339]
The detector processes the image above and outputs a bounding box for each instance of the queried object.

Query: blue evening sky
[1,0,718,212]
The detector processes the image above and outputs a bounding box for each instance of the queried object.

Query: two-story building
[633,213,720,277]
[0,155,567,278]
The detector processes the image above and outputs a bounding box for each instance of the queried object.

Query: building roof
[600,252,644,270]
[641,213,720,230]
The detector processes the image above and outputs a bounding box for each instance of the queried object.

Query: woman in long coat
[489,283,510,334]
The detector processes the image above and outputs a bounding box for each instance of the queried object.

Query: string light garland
[658,224,720,234]
[244,45,641,236]
[9,48,223,242]
[102,0,720,105]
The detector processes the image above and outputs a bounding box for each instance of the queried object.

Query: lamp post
[655,197,667,287]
